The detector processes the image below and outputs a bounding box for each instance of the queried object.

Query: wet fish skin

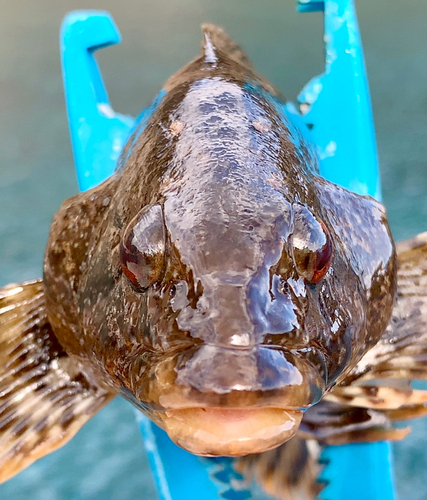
[43,26,395,425]
[3,24,425,496]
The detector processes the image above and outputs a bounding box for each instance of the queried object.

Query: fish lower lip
[160,407,303,456]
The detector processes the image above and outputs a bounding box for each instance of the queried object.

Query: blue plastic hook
[296,0,381,200]
[60,11,134,191]
[60,3,396,499]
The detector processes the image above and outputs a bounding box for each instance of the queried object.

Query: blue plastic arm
[297,0,381,199]
[318,442,396,500]
[60,11,134,191]
[294,1,395,499]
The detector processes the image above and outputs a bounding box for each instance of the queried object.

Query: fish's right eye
[120,204,166,291]
[291,204,333,284]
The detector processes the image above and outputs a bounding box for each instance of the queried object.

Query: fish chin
[160,407,303,456]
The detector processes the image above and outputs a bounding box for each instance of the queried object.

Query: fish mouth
[126,344,325,455]
[158,406,303,456]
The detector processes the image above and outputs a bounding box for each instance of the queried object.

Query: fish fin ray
[0,280,115,483]
[299,400,410,446]
[201,24,253,68]
[164,25,281,99]
[236,437,322,500]
[325,384,427,410]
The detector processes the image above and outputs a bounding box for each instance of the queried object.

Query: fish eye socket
[120,204,166,291]
[291,204,333,284]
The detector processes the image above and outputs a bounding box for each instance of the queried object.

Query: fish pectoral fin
[236,437,322,500]
[0,280,115,483]
[322,231,427,438]
[355,230,427,382]
[299,400,410,446]
[325,383,427,411]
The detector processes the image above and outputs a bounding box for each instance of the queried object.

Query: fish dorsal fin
[163,24,279,97]
[304,231,427,446]
[0,281,115,483]
[201,24,253,69]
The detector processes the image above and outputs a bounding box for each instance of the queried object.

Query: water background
[0,0,426,498]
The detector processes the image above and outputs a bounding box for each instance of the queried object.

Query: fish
[1,24,427,499]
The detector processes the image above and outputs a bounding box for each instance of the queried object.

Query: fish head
[75,73,396,456]
[85,162,395,457]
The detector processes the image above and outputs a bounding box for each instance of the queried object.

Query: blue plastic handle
[296,0,381,200]
[318,442,395,500]
[295,1,395,499]
[60,3,396,499]
[60,11,134,191]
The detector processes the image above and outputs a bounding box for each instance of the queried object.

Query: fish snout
[140,344,324,456]
[174,276,307,349]
[176,345,323,407]
[142,344,325,410]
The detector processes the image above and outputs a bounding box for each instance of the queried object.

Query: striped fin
[236,437,322,500]
[299,400,410,446]
[0,280,115,483]
[325,384,427,410]
[352,231,427,382]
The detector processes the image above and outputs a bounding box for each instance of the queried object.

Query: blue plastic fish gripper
[60,2,396,499]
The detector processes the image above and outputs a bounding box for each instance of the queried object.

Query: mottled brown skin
[6,23,427,498]
[43,26,396,433]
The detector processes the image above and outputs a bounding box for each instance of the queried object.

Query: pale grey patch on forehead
[163,191,293,283]
[164,186,292,238]
[162,76,295,277]
[177,77,248,123]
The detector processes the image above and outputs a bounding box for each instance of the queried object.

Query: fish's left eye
[120,204,166,291]
[291,204,333,284]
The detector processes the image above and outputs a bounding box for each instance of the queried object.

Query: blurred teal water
[0,0,426,499]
